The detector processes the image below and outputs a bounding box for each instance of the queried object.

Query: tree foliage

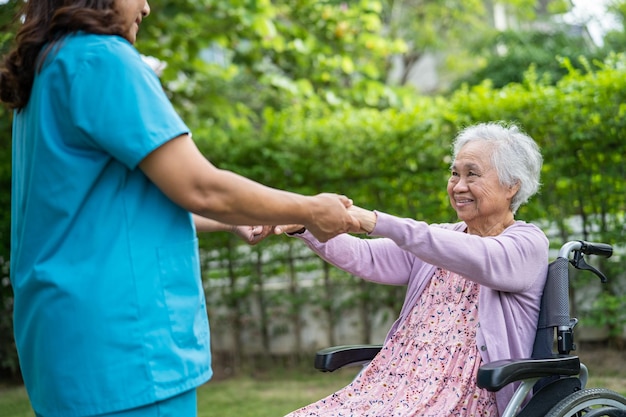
[450,0,626,91]
[381,0,570,88]
[136,0,408,133]
[450,28,605,90]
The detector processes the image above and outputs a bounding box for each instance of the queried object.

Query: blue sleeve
[69,37,189,169]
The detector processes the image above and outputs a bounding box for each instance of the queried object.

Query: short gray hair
[452,121,543,214]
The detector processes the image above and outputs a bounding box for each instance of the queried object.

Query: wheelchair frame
[313,240,626,417]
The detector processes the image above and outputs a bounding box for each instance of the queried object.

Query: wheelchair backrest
[531,257,571,359]
[531,240,613,359]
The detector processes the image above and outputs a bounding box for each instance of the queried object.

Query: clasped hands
[234,204,376,246]
[274,205,376,235]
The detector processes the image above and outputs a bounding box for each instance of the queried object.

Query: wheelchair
[313,240,626,417]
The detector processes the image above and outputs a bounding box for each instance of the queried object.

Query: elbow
[182,188,232,220]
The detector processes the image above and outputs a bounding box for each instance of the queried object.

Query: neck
[466,213,515,237]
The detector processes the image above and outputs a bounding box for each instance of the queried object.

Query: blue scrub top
[10,33,212,417]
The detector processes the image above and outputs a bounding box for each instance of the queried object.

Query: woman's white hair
[452,121,543,214]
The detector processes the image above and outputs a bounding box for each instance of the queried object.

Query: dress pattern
[285,268,498,417]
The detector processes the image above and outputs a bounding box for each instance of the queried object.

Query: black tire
[545,388,626,417]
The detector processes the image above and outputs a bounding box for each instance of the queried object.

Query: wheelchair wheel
[545,388,626,417]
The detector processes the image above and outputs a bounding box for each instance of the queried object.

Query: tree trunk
[255,250,270,352]
[359,280,372,344]
[322,261,336,346]
[287,242,302,361]
[226,243,243,371]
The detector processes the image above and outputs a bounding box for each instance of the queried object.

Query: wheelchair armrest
[314,344,383,372]
[477,354,580,392]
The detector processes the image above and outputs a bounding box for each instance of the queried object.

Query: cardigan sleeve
[371,211,549,293]
[294,231,423,286]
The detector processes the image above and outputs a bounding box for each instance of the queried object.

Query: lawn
[1,346,625,417]
[197,368,356,417]
[0,368,356,417]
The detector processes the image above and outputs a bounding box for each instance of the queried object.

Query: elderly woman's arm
[371,211,549,293]
[290,230,419,286]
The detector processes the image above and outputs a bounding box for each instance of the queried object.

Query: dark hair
[0,0,126,110]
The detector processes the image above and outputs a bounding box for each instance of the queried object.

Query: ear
[506,181,521,199]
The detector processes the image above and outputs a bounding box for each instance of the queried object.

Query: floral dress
[285,268,499,417]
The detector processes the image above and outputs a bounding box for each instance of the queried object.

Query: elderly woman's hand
[274,207,375,235]
[348,205,377,234]
[274,203,377,238]
[231,225,275,245]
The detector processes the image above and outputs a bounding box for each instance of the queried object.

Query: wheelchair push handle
[557,240,613,284]
[558,240,613,259]
[579,241,613,258]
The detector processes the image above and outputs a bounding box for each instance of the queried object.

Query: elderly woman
[278,122,548,417]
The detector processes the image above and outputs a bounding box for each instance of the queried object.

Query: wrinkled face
[115,0,150,44]
[447,141,517,228]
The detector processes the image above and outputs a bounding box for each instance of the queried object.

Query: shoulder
[502,221,550,253]
[62,33,138,56]
[54,33,144,73]
[506,220,547,238]
[58,34,160,96]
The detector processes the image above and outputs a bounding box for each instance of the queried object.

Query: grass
[197,368,356,417]
[1,345,625,417]
[0,368,356,417]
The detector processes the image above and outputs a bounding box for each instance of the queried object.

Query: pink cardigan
[295,211,549,415]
